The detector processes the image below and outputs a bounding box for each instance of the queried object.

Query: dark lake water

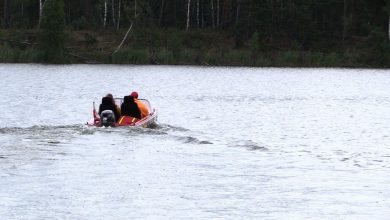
[0,64,389,219]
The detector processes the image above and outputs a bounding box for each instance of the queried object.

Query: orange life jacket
[135,99,149,118]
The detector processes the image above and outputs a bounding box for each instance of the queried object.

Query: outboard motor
[100,110,116,127]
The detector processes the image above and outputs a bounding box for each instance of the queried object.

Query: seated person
[105,93,121,115]
[99,96,121,122]
[130,91,149,118]
[121,96,141,119]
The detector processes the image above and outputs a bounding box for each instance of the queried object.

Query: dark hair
[101,97,112,105]
[100,96,120,121]
[121,96,141,118]
[105,93,116,106]
[124,95,134,103]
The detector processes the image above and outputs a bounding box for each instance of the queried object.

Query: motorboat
[87,98,157,128]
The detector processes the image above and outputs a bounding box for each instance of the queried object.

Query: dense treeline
[0,0,389,66]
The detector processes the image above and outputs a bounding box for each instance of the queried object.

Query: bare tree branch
[112,22,133,55]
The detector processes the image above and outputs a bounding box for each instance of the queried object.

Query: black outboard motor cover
[100,110,116,127]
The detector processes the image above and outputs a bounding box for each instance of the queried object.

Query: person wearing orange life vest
[130,91,149,118]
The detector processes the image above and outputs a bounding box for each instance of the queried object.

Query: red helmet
[130,91,138,99]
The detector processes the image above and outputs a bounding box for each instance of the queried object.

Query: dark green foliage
[72,17,88,30]
[166,31,183,59]
[364,28,390,67]
[84,33,98,46]
[0,44,16,62]
[0,44,40,63]
[38,0,66,63]
[155,48,175,64]
[249,32,260,58]
[112,48,149,64]
[0,0,389,67]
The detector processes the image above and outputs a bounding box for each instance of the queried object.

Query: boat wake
[155,123,214,145]
[0,124,164,136]
[175,136,213,144]
[0,123,215,147]
[0,125,87,136]
[228,140,269,151]
[153,123,190,132]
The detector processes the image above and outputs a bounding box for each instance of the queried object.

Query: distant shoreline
[0,63,388,71]
[0,29,388,68]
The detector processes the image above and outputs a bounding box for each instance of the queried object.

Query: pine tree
[39,0,66,63]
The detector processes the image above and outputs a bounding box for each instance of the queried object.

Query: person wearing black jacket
[98,96,121,122]
[121,95,141,119]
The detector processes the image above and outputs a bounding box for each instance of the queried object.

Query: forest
[0,0,389,67]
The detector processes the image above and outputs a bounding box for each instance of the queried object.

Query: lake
[0,64,389,219]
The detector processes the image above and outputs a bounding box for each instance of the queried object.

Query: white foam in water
[0,64,389,219]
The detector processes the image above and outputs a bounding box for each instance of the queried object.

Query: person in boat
[130,91,149,118]
[120,95,141,119]
[105,93,121,115]
[98,95,121,122]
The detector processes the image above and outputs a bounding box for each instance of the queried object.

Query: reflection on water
[0,64,390,219]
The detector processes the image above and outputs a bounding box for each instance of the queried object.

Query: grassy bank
[0,28,388,68]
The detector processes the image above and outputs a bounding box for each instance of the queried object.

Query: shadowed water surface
[0,64,389,219]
